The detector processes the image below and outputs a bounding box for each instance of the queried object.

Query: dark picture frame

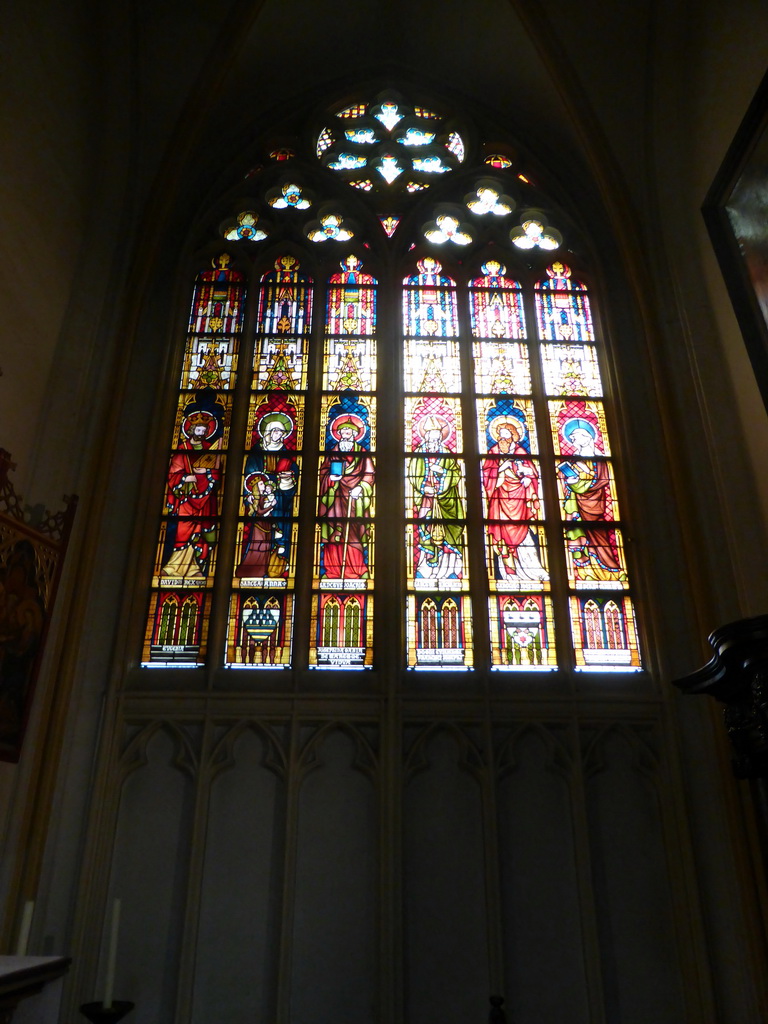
[0,450,77,761]
[703,68,768,414]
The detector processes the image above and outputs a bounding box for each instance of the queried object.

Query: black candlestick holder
[79,1001,134,1023]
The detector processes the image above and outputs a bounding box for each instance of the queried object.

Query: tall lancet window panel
[471,261,557,671]
[311,257,377,669]
[143,255,244,666]
[404,258,472,669]
[536,262,640,670]
[227,256,313,667]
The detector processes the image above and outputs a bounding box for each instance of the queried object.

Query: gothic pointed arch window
[142,89,642,675]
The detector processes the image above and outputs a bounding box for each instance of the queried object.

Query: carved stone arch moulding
[296,720,379,783]
[207,718,289,781]
[117,719,200,781]
[581,721,660,782]
[403,721,487,782]
[495,721,573,781]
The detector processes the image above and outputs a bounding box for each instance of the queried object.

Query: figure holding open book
[557,417,623,581]
[317,413,374,579]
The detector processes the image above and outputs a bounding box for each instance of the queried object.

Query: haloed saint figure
[162,410,221,580]
[236,409,299,580]
[318,413,374,579]
[409,414,464,580]
[558,418,623,581]
[483,415,547,583]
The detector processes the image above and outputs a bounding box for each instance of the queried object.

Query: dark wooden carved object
[675,615,768,874]
[674,616,768,779]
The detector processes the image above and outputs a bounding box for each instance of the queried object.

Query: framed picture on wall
[703,68,768,414]
[0,450,77,761]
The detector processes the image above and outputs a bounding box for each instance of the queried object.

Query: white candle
[103,897,121,1009]
[14,900,34,955]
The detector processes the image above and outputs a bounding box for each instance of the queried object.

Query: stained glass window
[144,89,643,678]
[403,260,472,668]
[447,131,465,162]
[226,257,313,667]
[311,257,377,668]
[510,217,561,250]
[316,127,334,156]
[469,264,556,670]
[534,267,640,669]
[268,183,311,210]
[466,186,515,217]
[323,94,465,194]
[223,211,268,241]
[337,102,368,119]
[485,154,513,169]
[143,255,244,665]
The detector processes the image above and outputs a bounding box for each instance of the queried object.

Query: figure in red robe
[482,416,547,582]
[162,410,221,580]
[558,418,623,581]
[318,414,374,579]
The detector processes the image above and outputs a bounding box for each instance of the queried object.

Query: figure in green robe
[408,416,465,581]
